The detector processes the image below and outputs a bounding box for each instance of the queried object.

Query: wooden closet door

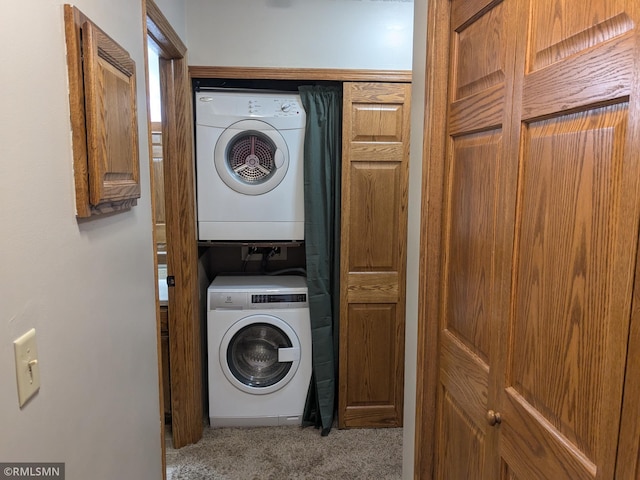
[339,82,411,428]
[433,0,640,478]
[500,1,640,478]
[434,1,521,478]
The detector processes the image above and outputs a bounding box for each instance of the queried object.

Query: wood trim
[161,52,202,448]
[63,5,90,217]
[617,243,640,477]
[141,1,165,477]
[614,18,640,476]
[146,0,186,58]
[146,0,203,452]
[414,0,451,477]
[189,66,412,83]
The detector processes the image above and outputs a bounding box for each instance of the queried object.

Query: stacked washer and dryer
[195,89,311,427]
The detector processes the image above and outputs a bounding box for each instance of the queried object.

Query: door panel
[521,33,635,121]
[446,130,502,362]
[499,1,640,478]
[439,390,487,480]
[339,82,410,428]
[528,0,633,71]
[452,1,506,101]
[430,0,640,478]
[508,104,627,466]
[345,304,398,405]
[348,163,402,271]
[435,0,518,477]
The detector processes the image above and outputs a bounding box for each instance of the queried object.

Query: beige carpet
[166,425,403,479]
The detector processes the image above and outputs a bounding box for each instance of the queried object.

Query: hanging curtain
[299,85,342,436]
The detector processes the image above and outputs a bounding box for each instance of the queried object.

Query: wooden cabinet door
[64,5,141,217]
[433,0,640,478]
[339,82,411,428]
[82,19,140,206]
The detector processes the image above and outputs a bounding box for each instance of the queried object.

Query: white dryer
[195,90,306,241]
[207,275,311,427]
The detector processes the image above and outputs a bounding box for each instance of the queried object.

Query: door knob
[486,410,502,426]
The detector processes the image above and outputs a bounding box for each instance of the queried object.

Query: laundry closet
[155,68,412,446]
[195,84,311,427]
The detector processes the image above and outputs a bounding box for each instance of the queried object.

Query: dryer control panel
[196,90,305,128]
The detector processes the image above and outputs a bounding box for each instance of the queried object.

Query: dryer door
[214,119,290,196]
[220,314,301,395]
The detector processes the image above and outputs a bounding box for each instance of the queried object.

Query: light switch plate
[14,328,40,407]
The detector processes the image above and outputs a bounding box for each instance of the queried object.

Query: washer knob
[280,102,292,112]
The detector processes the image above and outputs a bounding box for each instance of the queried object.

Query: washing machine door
[220,314,301,395]
[214,119,290,196]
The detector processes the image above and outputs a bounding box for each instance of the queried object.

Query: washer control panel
[252,293,307,304]
[210,291,308,309]
[208,276,309,310]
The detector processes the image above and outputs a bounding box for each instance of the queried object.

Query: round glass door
[214,119,289,196]
[220,315,301,395]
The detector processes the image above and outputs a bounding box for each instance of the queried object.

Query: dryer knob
[280,102,292,112]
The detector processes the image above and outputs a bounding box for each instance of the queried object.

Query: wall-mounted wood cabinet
[338,82,411,428]
[64,5,141,218]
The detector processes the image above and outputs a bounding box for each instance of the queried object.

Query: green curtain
[299,85,342,436]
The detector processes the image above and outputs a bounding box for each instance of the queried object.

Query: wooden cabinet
[338,82,411,428]
[422,0,640,478]
[64,5,141,217]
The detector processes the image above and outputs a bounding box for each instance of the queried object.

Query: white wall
[403,0,427,477]
[185,0,414,70]
[154,0,187,42]
[0,1,185,478]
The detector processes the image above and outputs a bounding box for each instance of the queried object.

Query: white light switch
[13,328,40,407]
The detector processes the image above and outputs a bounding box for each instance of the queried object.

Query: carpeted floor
[166,425,403,479]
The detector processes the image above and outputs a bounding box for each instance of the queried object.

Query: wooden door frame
[413,0,451,477]
[143,0,203,457]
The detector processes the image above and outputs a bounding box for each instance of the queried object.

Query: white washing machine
[207,275,312,427]
[195,89,306,241]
